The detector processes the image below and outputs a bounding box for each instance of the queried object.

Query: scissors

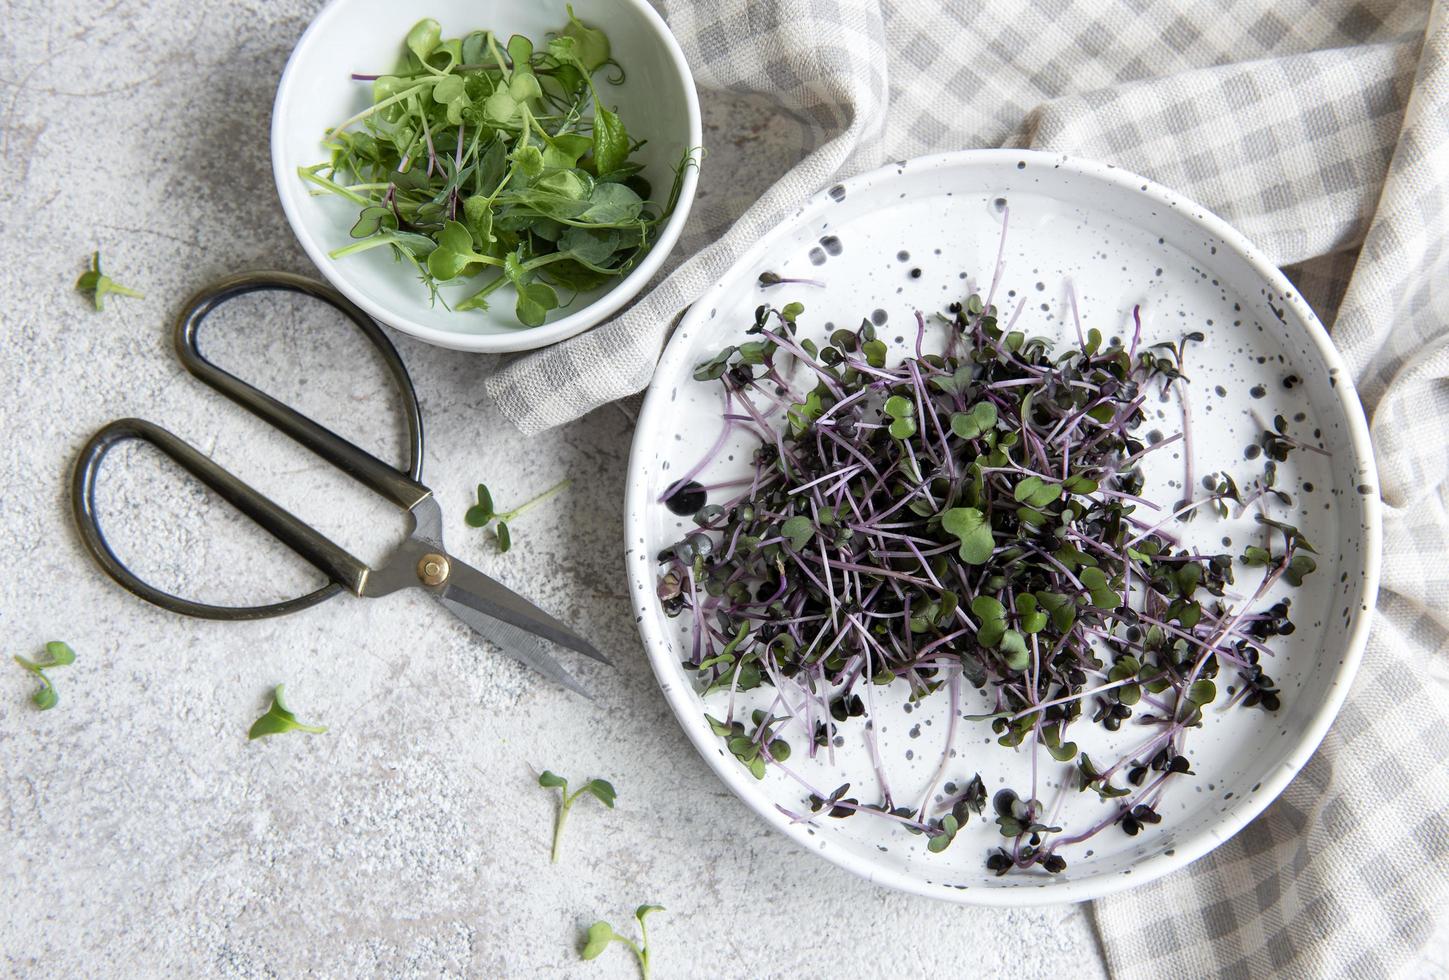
[70,271,608,696]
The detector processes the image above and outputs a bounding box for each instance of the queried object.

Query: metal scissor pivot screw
[417,553,451,586]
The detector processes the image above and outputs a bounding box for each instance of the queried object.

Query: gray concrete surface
[0,2,1112,976]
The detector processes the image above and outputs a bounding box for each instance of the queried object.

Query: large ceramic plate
[623,150,1380,904]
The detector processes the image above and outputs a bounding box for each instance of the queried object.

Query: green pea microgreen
[581,904,662,979]
[465,477,570,551]
[656,236,1319,875]
[247,685,328,740]
[13,641,75,710]
[75,252,143,311]
[538,769,616,863]
[303,13,697,326]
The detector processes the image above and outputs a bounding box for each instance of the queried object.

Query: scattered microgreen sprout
[247,685,328,739]
[581,904,662,979]
[758,270,824,289]
[656,226,1319,875]
[75,252,143,310]
[12,641,75,710]
[538,769,616,863]
[465,477,571,552]
[302,11,698,325]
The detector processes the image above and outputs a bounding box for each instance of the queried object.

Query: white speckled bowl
[624,149,1381,904]
[271,0,700,353]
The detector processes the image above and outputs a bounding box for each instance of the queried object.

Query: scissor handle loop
[174,271,428,505]
[70,272,425,620]
[71,418,362,620]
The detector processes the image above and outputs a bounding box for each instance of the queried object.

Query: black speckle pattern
[662,481,706,516]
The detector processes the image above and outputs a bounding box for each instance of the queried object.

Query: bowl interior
[624,150,1379,904]
[272,0,699,352]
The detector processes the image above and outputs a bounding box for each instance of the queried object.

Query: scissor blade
[441,558,610,666]
[438,593,591,698]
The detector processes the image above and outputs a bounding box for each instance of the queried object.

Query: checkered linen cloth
[490,1,1449,974]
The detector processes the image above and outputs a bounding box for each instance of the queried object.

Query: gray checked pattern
[489,1,1449,975]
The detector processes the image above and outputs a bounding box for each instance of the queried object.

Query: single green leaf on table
[581,922,616,960]
[466,484,495,526]
[75,252,143,311]
[495,520,512,552]
[248,685,327,739]
[540,769,617,863]
[586,779,618,807]
[42,640,75,666]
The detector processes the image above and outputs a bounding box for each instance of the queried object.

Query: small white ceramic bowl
[271,0,701,353]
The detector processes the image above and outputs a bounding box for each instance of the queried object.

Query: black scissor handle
[72,418,360,619]
[174,271,429,508]
[71,272,428,621]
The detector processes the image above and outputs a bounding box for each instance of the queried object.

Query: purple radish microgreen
[658,270,1317,875]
